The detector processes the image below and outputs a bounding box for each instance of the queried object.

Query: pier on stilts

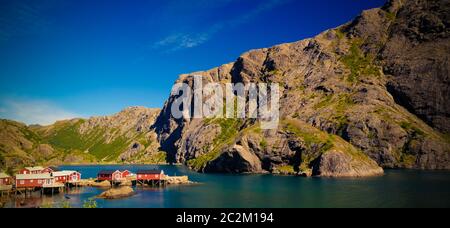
[136,179,167,187]
[136,170,167,187]
[0,172,13,197]
[0,185,13,197]
[11,168,82,198]
[41,182,65,196]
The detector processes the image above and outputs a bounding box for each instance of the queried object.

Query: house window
[30,180,34,183]
[20,180,24,184]
[38,180,42,184]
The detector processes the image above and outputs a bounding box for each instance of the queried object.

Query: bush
[260,139,268,149]
[61,201,71,208]
[83,199,98,208]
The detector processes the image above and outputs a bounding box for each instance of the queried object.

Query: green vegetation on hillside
[385,11,397,21]
[260,138,268,149]
[273,165,296,174]
[282,118,376,172]
[46,120,89,150]
[335,28,346,40]
[340,39,381,82]
[400,121,426,138]
[313,93,355,135]
[283,119,333,153]
[89,136,129,161]
[188,118,243,170]
[42,120,148,162]
[0,108,164,171]
[282,119,335,172]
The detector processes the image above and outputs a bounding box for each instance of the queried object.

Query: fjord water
[7,165,450,208]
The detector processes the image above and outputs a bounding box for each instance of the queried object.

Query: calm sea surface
[4,165,450,208]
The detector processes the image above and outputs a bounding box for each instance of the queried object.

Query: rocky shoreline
[78,175,196,187]
[71,175,197,200]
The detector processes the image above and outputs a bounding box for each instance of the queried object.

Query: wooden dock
[136,170,167,187]
[0,185,13,197]
[136,179,167,187]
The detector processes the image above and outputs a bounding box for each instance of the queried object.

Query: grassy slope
[0,117,164,172]
[187,118,243,170]
[281,118,377,172]
[39,119,160,162]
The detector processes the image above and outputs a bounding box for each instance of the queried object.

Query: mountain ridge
[0,106,164,173]
[1,0,449,177]
[153,0,450,176]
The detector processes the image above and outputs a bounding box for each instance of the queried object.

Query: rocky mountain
[1,0,448,178]
[0,107,164,172]
[154,0,450,177]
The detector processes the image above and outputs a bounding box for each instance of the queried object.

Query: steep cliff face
[0,107,164,171]
[380,0,450,133]
[154,0,450,176]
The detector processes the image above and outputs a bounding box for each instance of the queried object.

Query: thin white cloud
[153,0,291,52]
[153,33,210,51]
[0,98,80,126]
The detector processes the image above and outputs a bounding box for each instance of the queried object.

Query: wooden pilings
[136,179,167,187]
[0,185,13,197]
[0,189,11,197]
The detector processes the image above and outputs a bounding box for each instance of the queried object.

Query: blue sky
[0,0,385,125]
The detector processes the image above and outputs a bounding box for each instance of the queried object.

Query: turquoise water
[5,165,450,208]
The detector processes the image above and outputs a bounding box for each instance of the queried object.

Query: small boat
[64,195,71,200]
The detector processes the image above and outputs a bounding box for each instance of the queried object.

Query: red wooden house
[0,173,12,185]
[136,170,165,181]
[18,166,55,174]
[97,170,120,181]
[52,171,81,183]
[18,166,45,174]
[15,173,55,188]
[97,170,131,181]
[42,167,55,173]
[121,170,131,179]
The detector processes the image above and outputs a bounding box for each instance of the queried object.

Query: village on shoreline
[0,165,195,206]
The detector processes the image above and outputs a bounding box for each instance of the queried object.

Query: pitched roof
[24,166,45,171]
[52,171,79,177]
[16,173,53,180]
[136,170,162,174]
[98,170,120,175]
[0,172,10,178]
[47,166,59,171]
